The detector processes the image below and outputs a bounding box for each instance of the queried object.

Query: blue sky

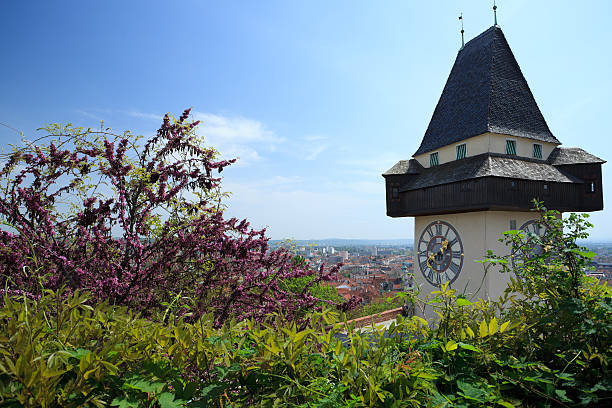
[1,1,611,240]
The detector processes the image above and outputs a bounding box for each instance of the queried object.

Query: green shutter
[533,144,542,159]
[430,152,439,166]
[506,140,517,155]
[456,144,466,160]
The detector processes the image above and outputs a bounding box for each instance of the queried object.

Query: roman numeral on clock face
[435,224,442,235]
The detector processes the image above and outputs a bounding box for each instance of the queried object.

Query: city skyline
[1,1,611,240]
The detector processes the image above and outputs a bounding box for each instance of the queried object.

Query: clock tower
[383,25,604,302]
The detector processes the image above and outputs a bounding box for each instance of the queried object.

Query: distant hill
[270,238,413,247]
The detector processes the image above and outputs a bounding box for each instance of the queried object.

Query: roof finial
[458,13,465,49]
[493,0,498,26]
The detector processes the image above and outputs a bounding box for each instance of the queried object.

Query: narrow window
[586,181,596,194]
[429,152,439,167]
[533,143,542,159]
[509,220,517,230]
[391,187,399,199]
[506,140,517,155]
[456,143,467,160]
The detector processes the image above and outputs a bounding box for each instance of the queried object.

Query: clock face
[511,220,547,269]
[417,220,464,286]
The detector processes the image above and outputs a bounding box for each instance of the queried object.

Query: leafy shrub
[0,111,351,325]
[0,288,437,407]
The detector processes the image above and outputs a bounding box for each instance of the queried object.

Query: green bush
[1,205,611,407]
[0,289,437,407]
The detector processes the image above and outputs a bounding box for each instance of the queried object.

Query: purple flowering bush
[0,109,353,325]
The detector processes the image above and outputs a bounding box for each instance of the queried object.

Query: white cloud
[298,135,329,160]
[191,112,283,165]
[304,144,328,160]
[126,111,164,121]
[115,110,283,166]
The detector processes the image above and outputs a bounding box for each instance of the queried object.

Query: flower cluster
[0,109,353,325]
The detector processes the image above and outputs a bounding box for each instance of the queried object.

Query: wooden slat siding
[386,175,603,217]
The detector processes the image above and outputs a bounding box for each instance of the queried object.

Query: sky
[1,1,611,241]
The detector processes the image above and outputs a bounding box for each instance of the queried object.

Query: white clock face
[417,220,464,286]
[512,219,547,269]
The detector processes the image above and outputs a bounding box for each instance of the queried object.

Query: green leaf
[499,321,510,333]
[465,326,475,339]
[458,342,481,352]
[568,249,596,259]
[497,401,515,408]
[479,319,488,338]
[158,392,186,408]
[100,361,119,375]
[444,340,458,352]
[416,371,439,379]
[412,316,429,327]
[457,380,485,402]
[83,368,98,379]
[489,317,499,335]
[292,329,313,344]
[111,397,139,408]
[123,377,164,394]
[554,389,572,403]
[456,297,473,307]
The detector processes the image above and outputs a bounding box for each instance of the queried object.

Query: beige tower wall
[413,211,540,302]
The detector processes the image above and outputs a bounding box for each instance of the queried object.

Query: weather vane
[458,13,464,49]
[493,0,498,26]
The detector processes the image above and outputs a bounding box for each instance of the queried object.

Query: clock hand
[426,253,435,269]
[426,239,450,269]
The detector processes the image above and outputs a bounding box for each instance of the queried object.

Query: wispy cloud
[304,144,327,160]
[300,134,329,160]
[98,109,284,166]
[303,134,328,142]
[125,111,164,121]
[192,112,283,165]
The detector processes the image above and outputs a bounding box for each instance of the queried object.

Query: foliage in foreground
[1,206,611,407]
[1,274,609,408]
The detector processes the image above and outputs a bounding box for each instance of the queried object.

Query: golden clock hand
[426,252,435,269]
[441,239,449,251]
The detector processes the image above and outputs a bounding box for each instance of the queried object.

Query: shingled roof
[414,25,560,156]
[548,147,605,165]
[399,153,581,192]
[383,159,424,176]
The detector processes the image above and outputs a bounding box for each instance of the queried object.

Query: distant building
[337,250,349,261]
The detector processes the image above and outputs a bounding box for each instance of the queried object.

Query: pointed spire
[458,13,465,49]
[414,26,559,156]
[493,0,498,26]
